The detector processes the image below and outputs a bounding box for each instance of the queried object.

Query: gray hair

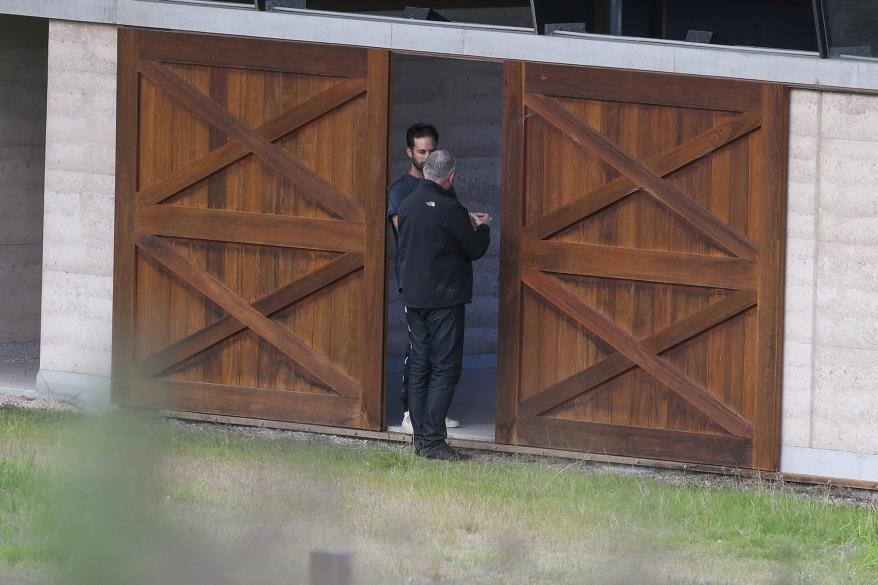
[423,150,456,182]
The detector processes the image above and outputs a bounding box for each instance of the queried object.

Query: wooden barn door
[112,29,389,430]
[497,62,788,470]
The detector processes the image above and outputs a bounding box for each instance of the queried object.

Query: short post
[309,548,353,585]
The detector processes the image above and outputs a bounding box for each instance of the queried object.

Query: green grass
[1,405,877,584]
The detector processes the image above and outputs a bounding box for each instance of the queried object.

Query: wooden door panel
[113,29,388,430]
[498,62,787,469]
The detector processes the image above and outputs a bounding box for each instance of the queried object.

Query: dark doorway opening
[384,53,503,441]
[0,15,48,392]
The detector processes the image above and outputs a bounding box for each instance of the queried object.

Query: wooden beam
[515,417,752,468]
[522,269,754,437]
[525,63,763,113]
[523,111,761,240]
[137,78,367,206]
[359,48,391,431]
[111,28,140,406]
[521,240,757,289]
[496,60,527,444]
[519,289,757,417]
[752,84,790,471]
[137,252,363,377]
[137,30,368,78]
[136,235,363,398]
[136,205,365,253]
[132,379,364,429]
[138,60,365,221]
[524,93,758,259]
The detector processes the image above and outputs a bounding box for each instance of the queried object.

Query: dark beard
[411,156,425,172]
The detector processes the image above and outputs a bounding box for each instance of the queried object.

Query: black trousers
[404,304,465,450]
[400,337,410,413]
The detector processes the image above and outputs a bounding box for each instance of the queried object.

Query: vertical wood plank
[112,28,140,404]
[496,61,525,444]
[360,49,390,430]
[203,66,229,384]
[238,71,264,389]
[753,85,789,471]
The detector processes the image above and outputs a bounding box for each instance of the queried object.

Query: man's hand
[471,212,493,228]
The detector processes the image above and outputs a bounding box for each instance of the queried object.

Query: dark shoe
[421,442,469,461]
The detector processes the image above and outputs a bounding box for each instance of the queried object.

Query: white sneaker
[401,411,413,434]
[401,411,460,432]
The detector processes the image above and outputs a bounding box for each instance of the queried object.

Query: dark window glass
[823,0,878,58]
[664,0,817,51]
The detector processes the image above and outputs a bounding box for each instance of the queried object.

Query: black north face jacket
[397,180,491,309]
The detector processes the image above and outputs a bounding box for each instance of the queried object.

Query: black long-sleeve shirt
[397,180,490,308]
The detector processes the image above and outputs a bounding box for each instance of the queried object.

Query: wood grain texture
[526,64,763,113]
[136,235,363,398]
[138,30,368,78]
[114,29,387,430]
[136,205,365,252]
[525,93,758,259]
[135,379,364,428]
[137,252,363,377]
[521,240,756,289]
[138,60,365,221]
[516,417,752,468]
[752,84,789,470]
[495,61,525,445]
[499,61,787,470]
[522,269,754,437]
[519,289,757,417]
[137,78,367,206]
[111,28,140,405]
[359,49,390,431]
[523,111,761,240]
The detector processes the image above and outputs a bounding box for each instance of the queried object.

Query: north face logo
[426,201,436,207]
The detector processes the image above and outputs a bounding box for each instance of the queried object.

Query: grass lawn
[1,404,877,584]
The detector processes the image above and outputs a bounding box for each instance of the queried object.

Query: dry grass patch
[1,406,877,584]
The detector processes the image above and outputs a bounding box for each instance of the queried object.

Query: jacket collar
[422,179,456,199]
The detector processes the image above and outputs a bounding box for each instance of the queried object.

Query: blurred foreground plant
[53,410,172,585]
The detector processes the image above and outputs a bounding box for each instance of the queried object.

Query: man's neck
[428,178,453,192]
[408,166,424,180]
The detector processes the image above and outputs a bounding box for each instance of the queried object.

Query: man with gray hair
[397,150,492,461]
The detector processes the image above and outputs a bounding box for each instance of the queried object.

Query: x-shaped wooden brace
[136,60,367,220]
[523,94,760,258]
[130,60,370,397]
[522,270,754,437]
[135,235,364,398]
[519,94,763,437]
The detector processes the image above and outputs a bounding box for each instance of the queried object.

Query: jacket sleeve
[445,204,490,260]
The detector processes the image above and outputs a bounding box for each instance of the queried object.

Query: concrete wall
[0,15,48,361]
[37,20,116,402]
[780,89,878,481]
[386,55,503,361]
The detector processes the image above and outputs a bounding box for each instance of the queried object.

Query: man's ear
[406,146,413,159]
[448,171,456,184]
